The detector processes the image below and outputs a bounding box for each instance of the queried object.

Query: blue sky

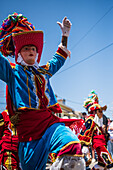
[0,0,113,119]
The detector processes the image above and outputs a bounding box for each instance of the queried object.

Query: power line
[57,95,82,105]
[70,6,113,50]
[57,42,113,74]
[57,6,113,74]
[64,99,82,105]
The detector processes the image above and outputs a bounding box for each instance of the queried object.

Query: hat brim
[12,31,43,63]
[100,105,107,111]
[88,104,107,113]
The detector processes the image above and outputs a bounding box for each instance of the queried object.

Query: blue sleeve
[47,52,66,77]
[0,52,14,85]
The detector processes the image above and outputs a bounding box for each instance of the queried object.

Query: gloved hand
[57,16,72,37]
[82,146,89,155]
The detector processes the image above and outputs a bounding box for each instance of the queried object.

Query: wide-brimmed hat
[12,30,43,63]
[88,103,107,113]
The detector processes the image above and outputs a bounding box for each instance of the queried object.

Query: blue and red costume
[0,47,83,169]
[0,13,85,169]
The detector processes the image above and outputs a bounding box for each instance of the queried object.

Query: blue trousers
[18,123,80,170]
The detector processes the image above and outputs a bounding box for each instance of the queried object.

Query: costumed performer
[78,91,113,170]
[0,13,85,170]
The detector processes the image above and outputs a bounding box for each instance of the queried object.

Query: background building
[57,98,82,119]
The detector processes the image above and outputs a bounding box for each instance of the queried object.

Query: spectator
[81,112,87,121]
[102,114,110,147]
[108,120,113,158]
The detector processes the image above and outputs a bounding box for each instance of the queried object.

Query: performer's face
[96,109,103,119]
[20,45,37,65]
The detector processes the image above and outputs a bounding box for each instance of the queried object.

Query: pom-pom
[83,91,107,113]
[0,12,35,57]
[83,90,99,111]
[88,90,99,103]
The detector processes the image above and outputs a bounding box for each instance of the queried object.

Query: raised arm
[44,17,72,77]
[57,16,72,48]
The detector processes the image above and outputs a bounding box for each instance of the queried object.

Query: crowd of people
[0,12,113,170]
